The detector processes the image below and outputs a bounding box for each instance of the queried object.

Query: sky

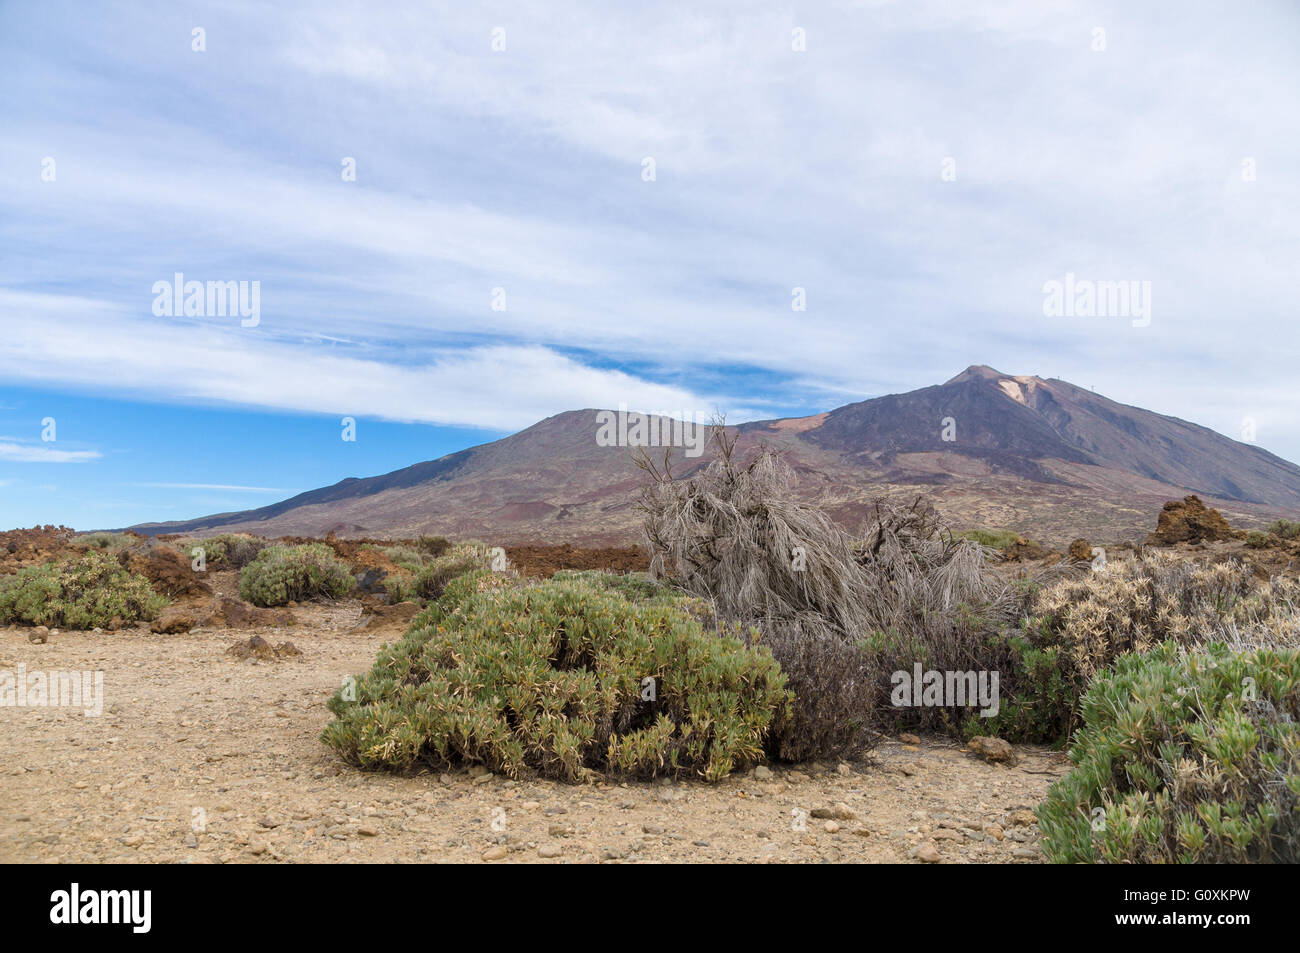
[1,0,1298,530]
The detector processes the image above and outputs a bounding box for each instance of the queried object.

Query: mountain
[128,367,1300,546]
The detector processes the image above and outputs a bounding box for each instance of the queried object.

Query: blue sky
[1,1,1298,530]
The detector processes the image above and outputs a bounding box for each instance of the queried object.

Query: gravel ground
[0,604,1061,864]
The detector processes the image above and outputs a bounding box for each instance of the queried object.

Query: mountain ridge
[127,367,1300,545]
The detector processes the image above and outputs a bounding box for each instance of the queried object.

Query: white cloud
[1,0,1298,457]
[0,441,100,463]
[0,292,731,431]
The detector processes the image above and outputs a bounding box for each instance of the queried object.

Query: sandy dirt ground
[0,602,1061,864]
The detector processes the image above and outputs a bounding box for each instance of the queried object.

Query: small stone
[753,766,774,781]
[912,841,941,863]
[824,821,840,834]
[1012,847,1038,859]
[183,833,198,848]
[357,826,378,837]
[967,735,1017,765]
[249,841,267,855]
[482,846,508,861]
[1009,809,1037,827]
[538,845,562,858]
[899,733,921,745]
[641,824,664,836]
[810,803,855,820]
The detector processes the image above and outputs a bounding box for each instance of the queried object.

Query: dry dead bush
[1035,549,1300,681]
[636,426,1023,750]
[985,549,1300,743]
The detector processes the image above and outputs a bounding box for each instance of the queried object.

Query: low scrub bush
[323,572,790,782]
[982,551,1300,745]
[1265,519,1300,540]
[757,620,880,761]
[378,545,424,571]
[77,532,138,550]
[1035,551,1299,664]
[958,528,1021,550]
[238,543,355,606]
[550,569,678,604]
[1037,642,1300,863]
[177,533,268,570]
[415,534,452,557]
[384,542,500,603]
[0,550,168,629]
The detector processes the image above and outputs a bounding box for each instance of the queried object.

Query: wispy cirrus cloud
[0,440,100,463]
[0,291,726,430]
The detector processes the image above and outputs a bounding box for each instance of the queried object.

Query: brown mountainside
[128,367,1300,546]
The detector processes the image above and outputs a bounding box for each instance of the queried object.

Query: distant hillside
[129,366,1300,546]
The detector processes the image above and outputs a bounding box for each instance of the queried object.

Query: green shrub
[378,545,425,571]
[323,572,790,782]
[0,550,168,629]
[550,569,677,603]
[238,543,355,606]
[384,543,498,603]
[958,528,1022,550]
[545,571,875,760]
[177,533,267,569]
[1037,642,1300,863]
[1245,530,1270,549]
[1265,519,1300,540]
[77,532,137,550]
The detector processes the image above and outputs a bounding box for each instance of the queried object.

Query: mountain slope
[129,367,1300,545]
[803,365,1300,506]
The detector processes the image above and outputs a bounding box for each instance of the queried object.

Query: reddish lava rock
[1147,495,1239,545]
